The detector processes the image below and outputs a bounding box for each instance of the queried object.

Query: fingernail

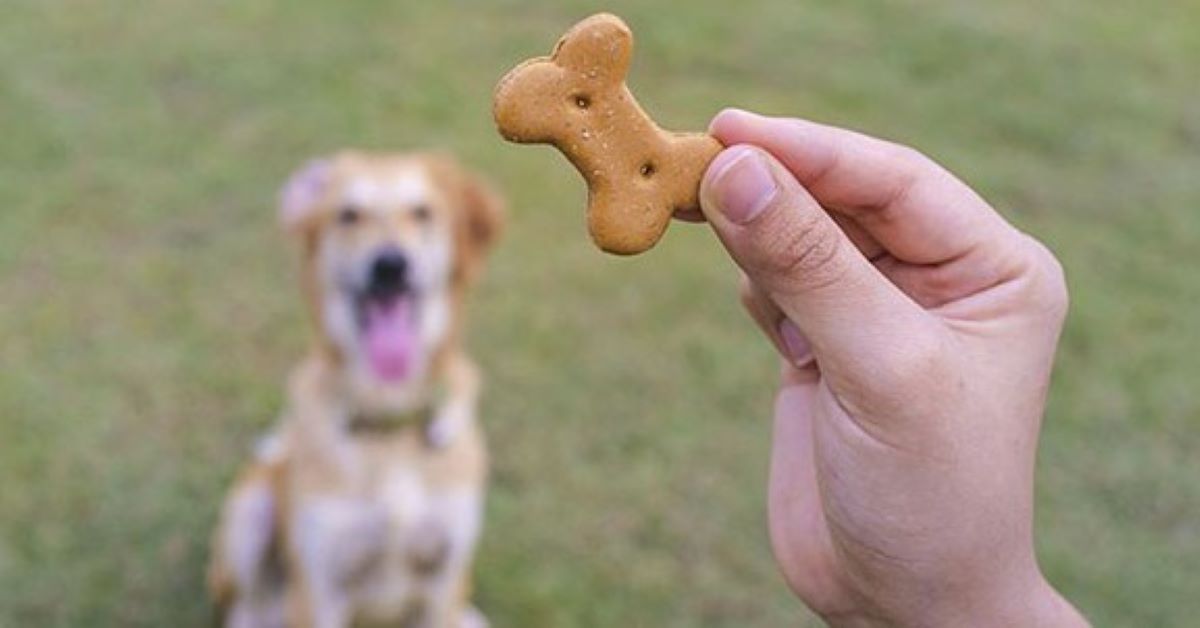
[778,319,813,367]
[708,107,750,134]
[708,108,767,135]
[707,146,778,225]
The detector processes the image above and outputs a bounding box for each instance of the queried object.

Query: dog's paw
[461,605,489,628]
[425,410,460,450]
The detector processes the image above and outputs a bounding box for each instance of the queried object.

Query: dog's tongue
[363,299,416,382]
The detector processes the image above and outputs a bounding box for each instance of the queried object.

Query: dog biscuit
[493,13,722,255]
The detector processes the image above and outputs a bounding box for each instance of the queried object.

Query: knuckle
[882,143,935,179]
[886,142,928,167]
[874,142,937,210]
[1042,259,1070,320]
[1021,236,1070,322]
[756,210,847,292]
[911,262,959,304]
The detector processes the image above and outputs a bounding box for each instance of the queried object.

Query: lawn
[1,0,1197,626]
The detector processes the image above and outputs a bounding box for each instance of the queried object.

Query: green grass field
[1,1,1197,625]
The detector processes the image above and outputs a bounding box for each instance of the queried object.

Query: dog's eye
[412,204,432,224]
[337,205,361,226]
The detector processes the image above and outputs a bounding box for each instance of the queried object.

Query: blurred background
[1,0,1197,625]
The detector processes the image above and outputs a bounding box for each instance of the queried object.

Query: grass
[1,0,1197,625]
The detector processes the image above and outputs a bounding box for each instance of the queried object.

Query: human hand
[697,109,1087,627]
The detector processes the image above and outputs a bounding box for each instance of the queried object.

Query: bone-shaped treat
[493,13,722,255]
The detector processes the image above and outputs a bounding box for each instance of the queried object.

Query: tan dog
[208,152,504,628]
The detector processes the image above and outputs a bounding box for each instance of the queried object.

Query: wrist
[821,572,1087,628]
[941,571,1089,628]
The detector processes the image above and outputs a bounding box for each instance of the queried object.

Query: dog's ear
[278,158,334,233]
[428,155,506,286]
[460,167,506,259]
[456,165,506,286]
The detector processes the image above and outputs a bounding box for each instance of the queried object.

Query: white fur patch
[344,171,429,211]
[224,481,276,591]
[382,468,426,530]
[293,498,388,587]
[425,384,467,450]
[420,291,450,357]
[322,291,359,361]
[462,605,491,628]
[411,224,453,292]
[435,489,484,562]
[421,487,484,611]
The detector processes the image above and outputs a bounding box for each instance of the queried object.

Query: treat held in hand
[493,13,722,255]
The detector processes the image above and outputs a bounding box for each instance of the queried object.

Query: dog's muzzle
[355,247,422,383]
[367,248,411,301]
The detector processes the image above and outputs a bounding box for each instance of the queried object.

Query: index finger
[708,109,1019,265]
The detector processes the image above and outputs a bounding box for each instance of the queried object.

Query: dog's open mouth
[358,290,420,383]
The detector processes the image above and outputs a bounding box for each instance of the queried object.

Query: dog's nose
[369,250,409,294]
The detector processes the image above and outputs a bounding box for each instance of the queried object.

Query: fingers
[680,191,888,264]
[768,372,850,608]
[739,275,787,353]
[700,144,939,382]
[708,109,1021,265]
[739,275,816,372]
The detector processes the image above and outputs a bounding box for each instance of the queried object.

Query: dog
[208,151,504,628]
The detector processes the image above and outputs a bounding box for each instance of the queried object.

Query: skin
[694,109,1090,627]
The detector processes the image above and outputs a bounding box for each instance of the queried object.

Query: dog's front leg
[286,537,350,628]
[287,584,349,628]
[419,487,487,628]
[287,497,386,628]
[426,356,480,449]
[419,566,490,628]
[426,397,471,450]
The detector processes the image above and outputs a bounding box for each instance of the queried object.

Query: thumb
[700,145,937,385]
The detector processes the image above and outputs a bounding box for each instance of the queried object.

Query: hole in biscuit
[639,162,656,178]
[574,95,591,109]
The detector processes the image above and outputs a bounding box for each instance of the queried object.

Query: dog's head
[278,152,503,397]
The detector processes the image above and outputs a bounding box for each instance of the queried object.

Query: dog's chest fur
[286,406,486,623]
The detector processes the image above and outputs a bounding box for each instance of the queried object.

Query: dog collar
[343,383,449,437]
[346,404,435,436]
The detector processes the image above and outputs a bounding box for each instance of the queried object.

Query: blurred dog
[208,152,504,628]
